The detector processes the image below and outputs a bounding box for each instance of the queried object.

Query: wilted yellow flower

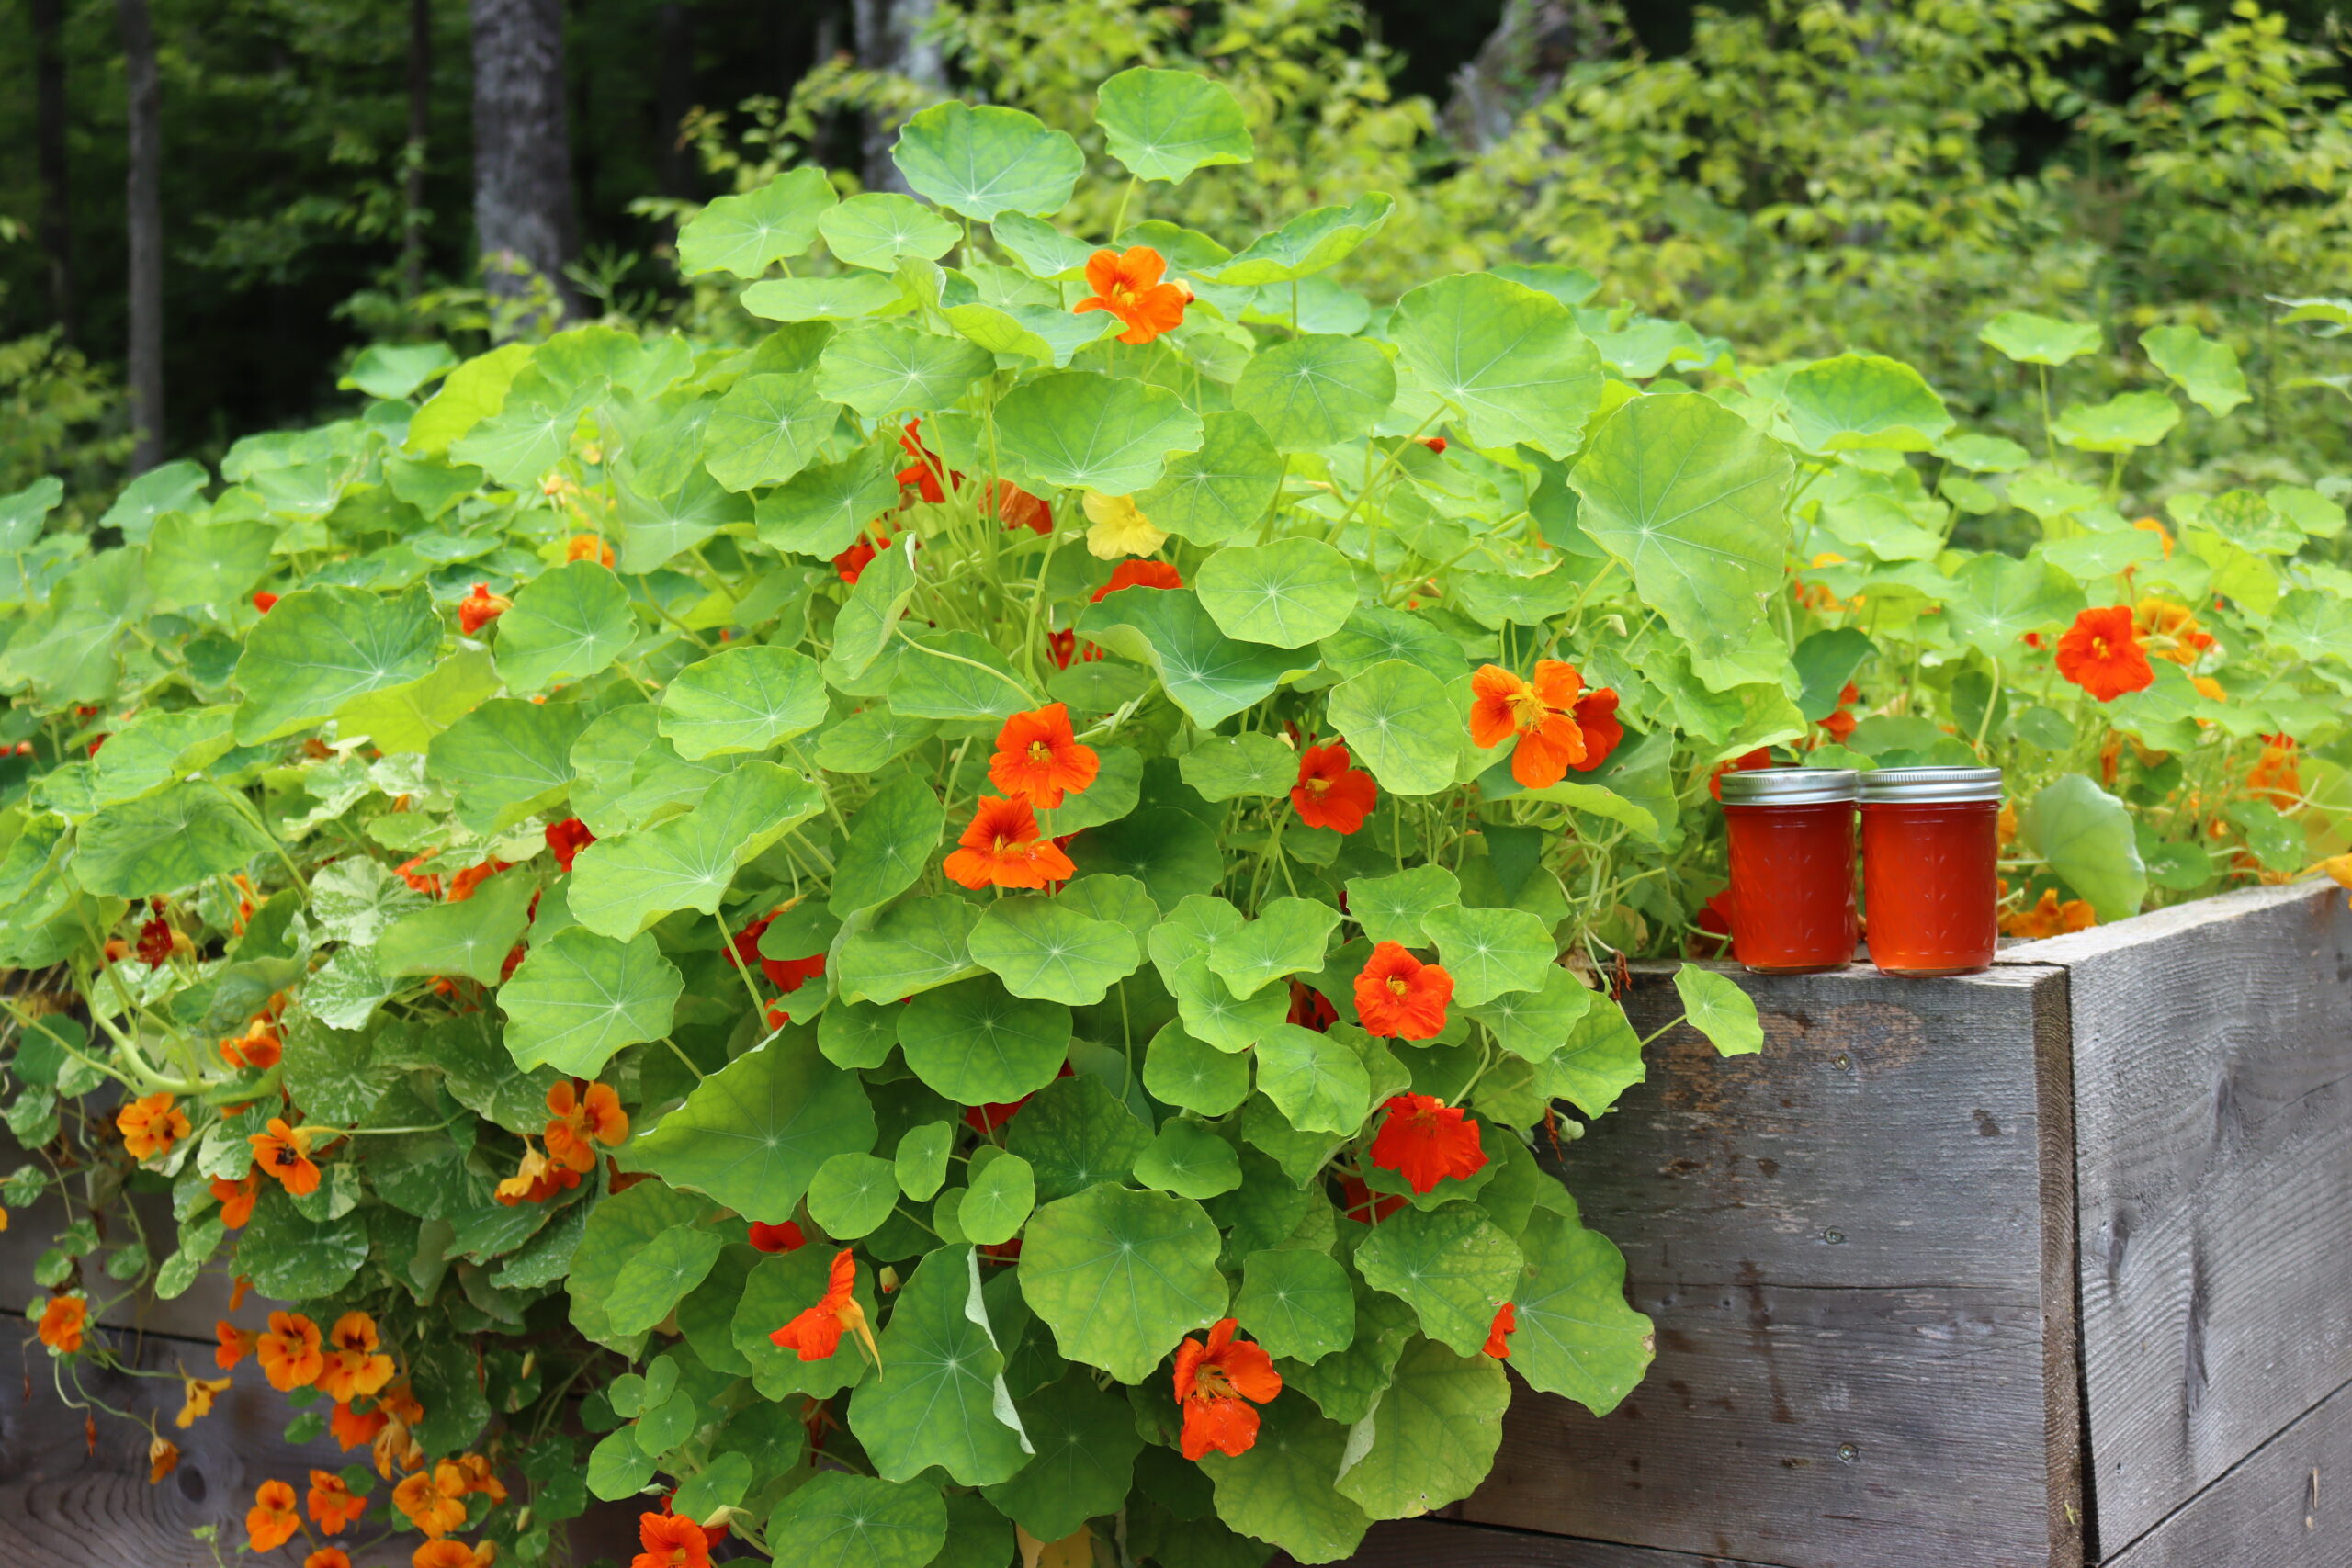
[1082,492,1168,559]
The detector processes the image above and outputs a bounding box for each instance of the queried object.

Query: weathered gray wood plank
[2098,1374,2350,1568]
[1455,964,2084,1568]
[2008,882,2352,1553]
[1322,1517,1782,1566]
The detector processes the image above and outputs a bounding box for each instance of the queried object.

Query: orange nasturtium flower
[1484,1303,1518,1359]
[2134,597,2211,666]
[248,1479,302,1552]
[215,1320,253,1370]
[177,1372,232,1427]
[316,1312,396,1403]
[1570,686,1625,772]
[446,857,510,902]
[250,1117,323,1196]
[1368,1092,1489,1193]
[220,1012,282,1069]
[768,1249,880,1365]
[493,1142,581,1207]
[118,1092,191,1160]
[1291,742,1378,834]
[257,1311,325,1392]
[305,1550,353,1568]
[413,1542,498,1568]
[1172,1317,1282,1461]
[148,1434,180,1483]
[308,1468,368,1533]
[36,1293,86,1353]
[2003,889,2098,941]
[330,1400,389,1451]
[565,533,616,567]
[988,703,1100,809]
[1468,660,1589,788]
[943,796,1076,890]
[1352,942,1455,1042]
[2053,606,2154,702]
[392,1464,470,1537]
[546,1080,629,1172]
[1091,558,1183,601]
[458,583,513,635]
[2248,739,2303,811]
[635,1510,715,1568]
[546,815,596,872]
[1073,245,1190,344]
[452,1453,508,1504]
[211,1172,261,1229]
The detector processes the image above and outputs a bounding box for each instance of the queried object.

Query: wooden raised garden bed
[1345,879,2352,1568]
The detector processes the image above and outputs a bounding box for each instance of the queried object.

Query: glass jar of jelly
[1718,767,1859,975]
[1858,766,2003,976]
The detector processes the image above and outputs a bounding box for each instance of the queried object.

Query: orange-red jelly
[1859,768,2003,976]
[1719,768,1858,974]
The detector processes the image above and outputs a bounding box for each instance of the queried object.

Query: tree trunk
[32,0,74,342]
[655,2,696,200]
[469,0,578,326]
[403,0,432,298]
[852,0,944,193]
[117,0,164,473]
[1442,0,1622,153]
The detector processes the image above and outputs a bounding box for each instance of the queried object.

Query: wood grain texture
[2007,882,2352,1554]
[2098,1375,2351,1568]
[1316,1517,1782,1566]
[1455,963,2085,1568]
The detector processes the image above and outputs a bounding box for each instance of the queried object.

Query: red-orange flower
[306,1549,353,1568]
[1172,1317,1282,1461]
[1369,1092,1488,1193]
[257,1311,325,1392]
[1353,942,1453,1041]
[330,1401,388,1452]
[316,1312,396,1403]
[634,1510,714,1568]
[446,857,510,903]
[201,1174,255,1235]
[36,1293,86,1353]
[392,1465,469,1537]
[943,796,1076,890]
[763,949,825,994]
[546,1080,629,1172]
[2134,597,2211,666]
[221,1012,283,1070]
[984,480,1053,536]
[2055,605,2154,702]
[2248,739,2302,811]
[1337,1173,1407,1224]
[251,1117,322,1196]
[395,852,442,897]
[1091,559,1183,602]
[453,1453,507,1504]
[2002,888,2098,940]
[566,534,616,568]
[458,583,512,635]
[1709,748,1772,802]
[749,1220,806,1254]
[1469,660,1589,788]
[493,1142,580,1207]
[896,421,955,504]
[1484,1302,1518,1358]
[546,817,596,871]
[1291,742,1377,834]
[834,527,888,585]
[254,591,279,614]
[117,1092,190,1160]
[412,1543,497,1568]
[1568,686,1625,772]
[768,1248,878,1364]
[308,1468,368,1533]
[215,1319,253,1370]
[1074,245,1190,344]
[149,1435,180,1483]
[249,1479,301,1551]
[989,703,1100,809]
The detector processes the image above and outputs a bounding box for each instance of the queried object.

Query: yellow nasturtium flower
[1082,492,1168,559]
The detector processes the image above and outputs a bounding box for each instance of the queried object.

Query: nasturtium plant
[7,61,2352,1568]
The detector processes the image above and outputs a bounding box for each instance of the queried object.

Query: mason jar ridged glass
[1718,767,1860,975]
[1858,766,2003,976]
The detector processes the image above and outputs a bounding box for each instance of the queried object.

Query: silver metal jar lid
[1717,767,1858,806]
[1857,765,2003,804]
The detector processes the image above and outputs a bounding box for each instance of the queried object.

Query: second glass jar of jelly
[1718,767,1859,974]
[1858,765,2004,976]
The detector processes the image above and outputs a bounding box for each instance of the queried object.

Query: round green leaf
[1463,961,1596,1062]
[1332,1336,1510,1520]
[570,1179,705,1343]
[237,1192,369,1301]
[1146,897,1287,1049]
[1005,1074,1152,1201]
[704,372,836,491]
[834,894,981,1004]
[499,926,684,1077]
[899,976,1073,1106]
[2053,390,2181,453]
[1784,353,1953,454]
[831,773,947,916]
[818,998,901,1070]
[1325,658,1458,797]
[820,192,961,271]
[1194,538,1359,649]
[894,1121,955,1202]
[659,645,828,760]
[741,273,906,323]
[1392,272,1601,457]
[943,300,1116,367]
[1421,903,1555,1008]
[1206,896,1343,998]
[1234,1248,1355,1364]
[1067,806,1226,913]
[2022,773,2148,923]
[1136,409,1283,546]
[958,1151,1036,1246]
[492,558,636,693]
[891,101,1083,222]
[1569,393,1793,664]
[1133,1118,1242,1199]
[1179,731,1297,801]
[808,1152,901,1239]
[1343,863,1461,948]
[1979,311,2099,367]
[677,166,836,277]
[1233,334,1395,452]
[74,783,271,897]
[996,371,1203,495]
[1255,1021,1373,1134]
[1095,67,1254,183]
[967,895,1144,1006]
[232,584,440,743]
[816,323,996,419]
[2143,325,2250,416]
[982,1368,1145,1541]
[756,451,900,560]
[1205,193,1394,287]
[1197,1395,1371,1563]
[848,1246,1032,1483]
[605,1223,728,1337]
[619,1032,877,1224]
[1019,1184,1227,1381]
[1943,552,2085,658]
[376,871,537,984]
[1354,1204,1523,1357]
[425,695,587,832]
[1509,1206,1655,1416]
[1075,587,1310,728]
[570,761,824,938]
[1143,1021,1253,1116]
[1671,963,1764,1056]
[814,708,939,773]
[616,463,751,573]
[769,1471,945,1568]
